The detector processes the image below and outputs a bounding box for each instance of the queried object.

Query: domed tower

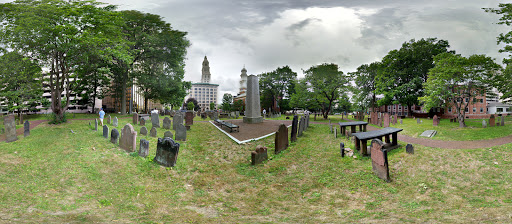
[201,56,211,83]
[239,66,248,94]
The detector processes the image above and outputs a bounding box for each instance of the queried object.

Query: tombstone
[133,113,138,124]
[501,116,505,126]
[151,113,160,128]
[371,139,390,182]
[3,115,17,143]
[110,128,119,144]
[150,127,157,137]
[102,125,109,138]
[298,116,305,137]
[400,119,403,125]
[120,124,137,152]
[482,120,487,128]
[175,123,187,141]
[489,115,495,127]
[163,117,172,129]
[140,118,146,126]
[185,111,194,126]
[346,130,351,138]
[334,127,337,138]
[173,114,183,130]
[275,124,289,154]
[153,137,180,167]
[235,111,240,119]
[383,113,390,128]
[329,124,333,133]
[380,117,383,127]
[24,120,30,137]
[251,145,268,165]
[340,142,345,157]
[113,117,118,127]
[138,139,149,157]
[290,115,298,142]
[73,113,76,118]
[95,119,98,131]
[433,115,439,126]
[416,118,421,124]
[107,115,111,124]
[406,144,414,154]
[243,75,263,124]
[393,114,398,125]
[140,126,148,136]
[164,131,173,138]
[306,114,310,128]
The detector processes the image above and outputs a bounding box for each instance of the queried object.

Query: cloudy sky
[3,0,510,102]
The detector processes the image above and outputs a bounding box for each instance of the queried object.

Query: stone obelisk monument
[243,75,263,124]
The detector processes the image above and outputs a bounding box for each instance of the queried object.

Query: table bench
[351,127,403,156]
[214,119,239,133]
[338,121,368,136]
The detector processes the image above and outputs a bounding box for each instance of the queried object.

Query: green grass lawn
[1,119,512,222]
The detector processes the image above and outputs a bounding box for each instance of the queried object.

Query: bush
[46,112,68,124]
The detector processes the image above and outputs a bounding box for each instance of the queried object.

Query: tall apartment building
[184,56,219,111]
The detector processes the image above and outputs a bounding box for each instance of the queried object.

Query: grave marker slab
[173,114,183,130]
[185,111,194,126]
[290,115,298,142]
[151,113,160,128]
[113,117,118,127]
[482,120,487,128]
[251,145,268,165]
[164,131,173,138]
[371,139,390,182]
[417,118,420,124]
[140,118,146,126]
[400,119,403,125]
[111,128,119,144]
[103,125,109,138]
[133,113,138,124]
[340,142,345,157]
[163,117,171,129]
[383,113,390,128]
[433,115,439,126]
[419,130,437,138]
[406,144,414,154]
[490,115,495,127]
[501,116,505,126]
[120,124,137,152]
[298,116,305,137]
[24,120,30,137]
[95,119,98,131]
[154,137,180,167]
[140,126,148,136]
[275,124,289,154]
[4,115,17,143]
[139,139,149,157]
[175,123,187,141]
[107,115,111,124]
[334,127,337,138]
[150,127,157,137]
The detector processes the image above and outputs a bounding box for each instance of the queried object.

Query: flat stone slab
[351,127,402,140]
[338,121,368,127]
[419,130,437,138]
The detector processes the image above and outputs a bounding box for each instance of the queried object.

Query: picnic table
[214,119,239,133]
[351,127,403,156]
[338,121,368,136]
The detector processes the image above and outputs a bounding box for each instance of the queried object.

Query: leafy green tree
[183,98,200,111]
[350,62,381,112]
[376,38,452,116]
[0,0,125,123]
[258,65,297,111]
[233,99,245,113]
[420,53,501,127]
[210,102,216,110]
[289,79,322,112]
[221,93,233,112]
[0,51,43,114]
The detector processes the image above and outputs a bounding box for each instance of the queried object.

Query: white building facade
[185,56,219,111]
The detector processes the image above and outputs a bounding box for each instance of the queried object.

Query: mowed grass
[1,118,512,222]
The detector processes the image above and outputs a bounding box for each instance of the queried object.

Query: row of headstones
[251,115,310,165]
[132,112,194,130]
[2,114,31,143]
[481,115,506,128]
[370,112,399,127]
[96,118,187,142]
[228,111,240,119]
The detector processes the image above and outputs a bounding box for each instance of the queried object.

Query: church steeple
[201,56,211,83]
[239,65,248,94]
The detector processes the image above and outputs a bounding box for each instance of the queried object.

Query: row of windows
[448,107,486,113]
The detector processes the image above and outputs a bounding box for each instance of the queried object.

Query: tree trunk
[120,75,127,115]
[144,96,149,113]
[458,113,466,128]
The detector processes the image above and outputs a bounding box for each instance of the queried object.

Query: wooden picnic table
[351,127,403,156]
[338,121,368,135]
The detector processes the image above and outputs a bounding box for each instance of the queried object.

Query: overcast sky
[3,0,511,102]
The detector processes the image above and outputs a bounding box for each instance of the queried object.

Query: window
[465,108,469,113]
[398,105,402,110]
[448,107,452,113]
[388,106,391,111]
[473,108,476,113]
[457,98,461,102]
[480,108,483,113]
[465,98,469,103]
[497,108,504,112]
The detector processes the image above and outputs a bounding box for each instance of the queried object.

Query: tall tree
[376,38,452,116]
[221,93,233,112]
[183,98,200,111]
[420,53,501,127]
[350,62,381,112]
[0,0,126,123]
[258,65,297,112]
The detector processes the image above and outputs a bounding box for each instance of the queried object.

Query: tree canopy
[350,62,381,111]
[258,65,297,112]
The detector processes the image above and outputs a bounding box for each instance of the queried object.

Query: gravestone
[107,115,111,124]
[185,111,194,126]
[138,139,149,157]
[433,115,439,126]
[290,115,298,142]
[235,111,240,119]
[243,75,263,124]
[151,113,160,128]
[153,137,180,167]
[140,118,146,126]
[164,131,173,138]
[274,124,289,154]
[163,117,172,129]
[175,123,187,141]
[103,125,109,138]
[329,124,333,133]
[133,113,138,124]
[371,139,390,182]
[420,130,437,138]
[120,124,137,152]
[383,113,390,128]
[24,120,30,137]
[110,128,119,144]
[298,116,305,137]
[95,119,98,131]
[406,144,414,154]
[251,145,268,165]
[490,115,495,127]
[334,127,337,138]
[400,119,403,125]
[497,117,501,126]
[482,120,487,128]
[113,117,118,127]
[501,116,505,126]
[416,118,420,124]
[340,142,345,157]
[4,115,18,143]
[306,114,310,128]
[393,114,398,125]
[150,127,157,137]
[140,126,148,136]
[173,114,183,130]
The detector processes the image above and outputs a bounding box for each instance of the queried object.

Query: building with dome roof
[233,66,248,104]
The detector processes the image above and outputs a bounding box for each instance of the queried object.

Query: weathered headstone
[298,116,305,137]
[151,113,160,128]
[275,124,289,154]
[306,114,310,128]
[433,115,439,126]
[150,127,157,137]
[406,144,414,154]
[393,114,398,125]
[120,124,137,152]
[175,123,187,141]
[24,120,30,137]
[251,145,268,165]
[416,118,420,124]
[371,139,390,182]
[153,137,180,167]
[107,115,111,124]
[173,114,183,130]
[490,115,495,127]
[497,117,501,126]
[140,126,148,136]
[95,119,98,131]
[185,111,194,126]
[340,142,345,157]
[334,127,337,138]
[103,125,109,138]
[400,119,403,125]
[163,117,172,129]
[290,115,298,142]
[138,139,149,157]
[140,118,146,126]
[243,75,263,124]
[164,131,173,138]
[383,113,390,128]
[133,113,138,124]
[4,115,17,143]
[110,128,119,144]
[501,116,505,126]
[329,124,333,133]
[113,117,118,127]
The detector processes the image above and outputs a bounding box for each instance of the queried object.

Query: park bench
[214,119,239,133]
[338,121,368,136]
[351,127,403,156]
